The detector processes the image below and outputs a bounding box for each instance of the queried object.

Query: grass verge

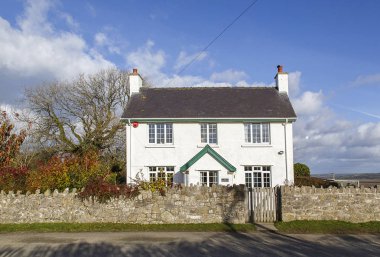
[0,223,255,233]
[275,221,380,234]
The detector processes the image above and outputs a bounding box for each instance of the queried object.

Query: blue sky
[0,0,380,173]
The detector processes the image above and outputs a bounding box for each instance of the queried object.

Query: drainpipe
[283,119,289,184]
[126,119,131,185]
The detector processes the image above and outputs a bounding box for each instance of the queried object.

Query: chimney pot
[132,68,138,75]
[277,65,283,73]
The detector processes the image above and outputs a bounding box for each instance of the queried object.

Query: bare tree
[24,69,129,154]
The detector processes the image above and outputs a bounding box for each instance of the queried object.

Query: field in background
[313,173,380,187]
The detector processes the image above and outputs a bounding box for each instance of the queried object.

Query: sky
[0,0,379,173]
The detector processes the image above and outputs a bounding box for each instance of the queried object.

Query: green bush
[294,176,339,188]
[294,163,311,177]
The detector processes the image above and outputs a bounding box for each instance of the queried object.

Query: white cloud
[210,69,248,83]
[59,12,79,30]
[174,51,208,71]
[0,0,114,103]
[94,32,121,55]
[126,40,166,80]
[16,0,54,35]
[292,91,324,115]
[288,71,302,96]
[353,73,380,86]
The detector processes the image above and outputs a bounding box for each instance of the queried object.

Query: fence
[247,187,279,223]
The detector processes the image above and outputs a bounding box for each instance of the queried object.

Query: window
[200,171,218,187]
[244,166,271,188]
[148,124,173,144]
[148,166,174,186]
[244,123,270,144]
[200,123,217,144]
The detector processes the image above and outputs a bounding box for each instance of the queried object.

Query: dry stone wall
[0,185,248,224]
[281,186,380,222]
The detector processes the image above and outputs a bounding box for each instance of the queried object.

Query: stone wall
[281,186,380,222]
[0,185,247,224]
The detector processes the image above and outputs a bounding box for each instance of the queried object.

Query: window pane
[245,173,252,188]
[244,124,251,143]
[149,173,156,182]
[209,124,217,144]
[253,172,262,188]
[262,123,270,143]
[209,171,218,186]
[200,171,207,186]
[263,173,270,188]
[201,124,207,143]
[166,124,173,143]
[244,166,252,171]
[252,124,261,143]
[149,124,155,143]
[156,124,165,144]
[157,169,165,180]
[167,172,174,186]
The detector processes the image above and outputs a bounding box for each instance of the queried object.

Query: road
[0,230,379,257]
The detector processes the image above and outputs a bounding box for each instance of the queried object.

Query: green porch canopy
[180,145,237,172]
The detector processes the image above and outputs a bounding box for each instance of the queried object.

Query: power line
[175,0,260,77]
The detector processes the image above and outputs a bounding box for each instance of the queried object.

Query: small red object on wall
[132,122,139,128]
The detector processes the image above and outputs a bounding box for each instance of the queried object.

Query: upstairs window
[149,123,173,144]
[201,123,218,144]
[244,123,270,144]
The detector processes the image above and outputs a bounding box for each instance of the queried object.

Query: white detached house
[121,66,297,188]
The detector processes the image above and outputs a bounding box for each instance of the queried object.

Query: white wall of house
[126,121,294,187]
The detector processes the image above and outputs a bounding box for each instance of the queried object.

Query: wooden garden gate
[247,187,280,223]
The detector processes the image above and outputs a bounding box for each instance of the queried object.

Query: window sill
[145,145,176,148]
[241,144,272,148]
[197,144,219,148]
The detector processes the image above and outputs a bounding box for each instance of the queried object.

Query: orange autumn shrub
[0,111,27,168]
[26,152,109,192]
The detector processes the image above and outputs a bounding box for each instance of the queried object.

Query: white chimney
[275,65,288,94]
[128,68,143,96]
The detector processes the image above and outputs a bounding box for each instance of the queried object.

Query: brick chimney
[128,68,143,96]
[275,65,288,94]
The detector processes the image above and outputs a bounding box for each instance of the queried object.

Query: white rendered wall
[126,122,295,187]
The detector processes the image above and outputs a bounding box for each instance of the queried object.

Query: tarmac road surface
[0,230,379,257]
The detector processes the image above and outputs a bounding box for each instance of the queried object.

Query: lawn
[0,223,255,233]
[275,220,380,234]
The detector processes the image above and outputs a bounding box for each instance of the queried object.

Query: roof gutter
[120,117,297,123]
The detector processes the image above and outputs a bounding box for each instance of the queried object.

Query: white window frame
[200,171,218,187]
[244,166,271,188]
[148,123,173,144]
[148,166,175,186]
[244,123,270,144]
[200,123,218,144]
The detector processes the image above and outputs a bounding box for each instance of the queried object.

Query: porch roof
[179,145,237,172]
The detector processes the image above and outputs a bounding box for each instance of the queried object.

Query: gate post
[276,186,283,222]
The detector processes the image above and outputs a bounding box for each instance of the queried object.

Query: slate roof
[122,87,296,119]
